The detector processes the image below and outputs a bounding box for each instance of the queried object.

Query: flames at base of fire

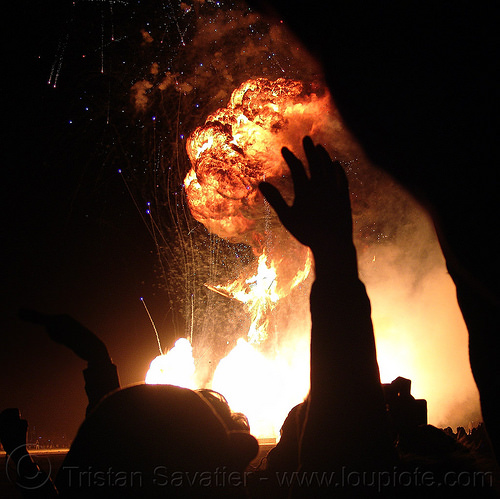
[145,336,310,441]
[143,248,314,440]
[145,267,480,440]
[145,338,196,389]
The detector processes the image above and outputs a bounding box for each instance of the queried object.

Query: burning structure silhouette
[185,77,327,343]
[127,3,481,439]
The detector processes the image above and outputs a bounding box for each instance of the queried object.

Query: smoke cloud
[132,1,480,430]
[356,187,481,429]
[182,74,481,429]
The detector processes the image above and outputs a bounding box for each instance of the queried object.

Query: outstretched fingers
[303,136,323,180]
[260,136,353,251]
[18,308,49,326]
[315,144,348,192]
[258,181,291,226]
[259,141,309,228]
[281,146,308,197]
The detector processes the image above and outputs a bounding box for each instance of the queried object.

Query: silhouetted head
[397,425,498,498]
[196,389,250,433]
[265,401,307,472]
[56,384,258,498]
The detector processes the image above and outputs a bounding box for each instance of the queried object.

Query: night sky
[1,0,312,446]
[1,1,179,444]
[3,1,493,448]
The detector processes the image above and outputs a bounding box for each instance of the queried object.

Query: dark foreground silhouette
[251,0,500,464]
[2,138,499,497]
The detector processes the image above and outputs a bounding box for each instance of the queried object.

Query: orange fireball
[184,77,330,245]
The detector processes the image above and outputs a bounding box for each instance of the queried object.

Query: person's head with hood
[56,383,258,498]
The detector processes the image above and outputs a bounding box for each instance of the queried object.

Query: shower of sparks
[141,297,163,355]
[48,30,70,88]
[167,0,189,46]
[47,0,128,88]
[43,0,481,438]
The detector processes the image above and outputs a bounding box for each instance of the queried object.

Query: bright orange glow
[212,338,309,440]
[184,77,332,246]
[146,78,325,439]
[207,251,311,344]
[146,77,481,440]
[145,338,196,389]
[208,253,280,343]
[376,333,415,385]
[145,335,310,440]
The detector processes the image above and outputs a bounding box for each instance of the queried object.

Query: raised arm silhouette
[19,308,120,415]
[251,0,500,463]
[260,137,395,496]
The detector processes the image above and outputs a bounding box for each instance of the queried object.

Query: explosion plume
[184,77,326,342]
[146,74,481,437]
[133,3,481,438]
[185,78,322,243]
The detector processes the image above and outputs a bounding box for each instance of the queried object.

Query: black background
[1,1,172,444]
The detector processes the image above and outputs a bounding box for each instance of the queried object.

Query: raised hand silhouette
[259,136,354,267]
[19,308,120,415]
[261,137,394,497]
[19,309,111,364]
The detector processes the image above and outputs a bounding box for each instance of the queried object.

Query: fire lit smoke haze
[125,1,480,436]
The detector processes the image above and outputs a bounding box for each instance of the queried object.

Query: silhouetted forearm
[84,359,120,415]
[7,447,58,498]
[300,250,393,471]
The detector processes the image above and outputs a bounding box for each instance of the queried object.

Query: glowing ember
[145,338,196,389]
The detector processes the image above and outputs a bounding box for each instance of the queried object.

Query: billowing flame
[211,338,309,440]
[146,78,323,439]
[207,251,312,344]
[145,338,196,389]
[146,77,480,440]
[208,253,280,344]
[145,252,312,439]
[146,335,310,440]
[183,76,334,298]
[184,78,324,244]
[184,77,330,340]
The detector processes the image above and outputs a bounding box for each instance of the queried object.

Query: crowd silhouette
[250,0,500,465]
[2,137,499,497]
[3,1,500,496]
